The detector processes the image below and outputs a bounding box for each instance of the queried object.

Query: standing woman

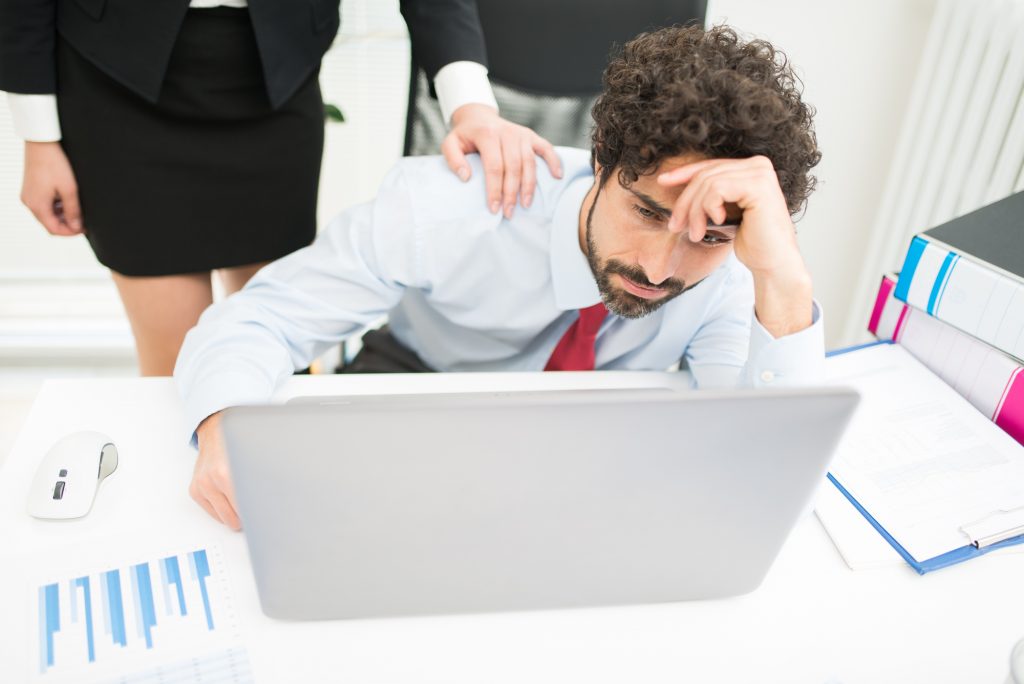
[0,0,559,375]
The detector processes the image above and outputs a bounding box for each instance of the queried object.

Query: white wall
[706,0,937,346]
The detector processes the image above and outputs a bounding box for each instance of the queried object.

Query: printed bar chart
[34,548,250,682]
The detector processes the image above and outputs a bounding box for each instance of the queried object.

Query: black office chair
[404,0,708,154]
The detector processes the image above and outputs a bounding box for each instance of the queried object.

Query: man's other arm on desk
[680,262,824,391]
[174,169,421,530]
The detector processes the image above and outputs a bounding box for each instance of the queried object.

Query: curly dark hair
[591,24,820,214]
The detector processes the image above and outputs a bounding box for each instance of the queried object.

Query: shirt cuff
[6,93,62,141]
[745,300,826,387]
[433,61,498,126]
[179,369,277,450]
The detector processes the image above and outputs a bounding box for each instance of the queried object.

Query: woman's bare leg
[217,261,269,295]
[111,271,214,376]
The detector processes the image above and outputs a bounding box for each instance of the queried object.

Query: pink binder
[869,274,1024,445]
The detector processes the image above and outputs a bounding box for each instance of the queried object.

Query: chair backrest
[404,0,707,155]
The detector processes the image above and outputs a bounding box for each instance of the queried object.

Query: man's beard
[583,185,695,319]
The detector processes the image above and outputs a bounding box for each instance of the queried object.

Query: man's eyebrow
[627,188,673,219]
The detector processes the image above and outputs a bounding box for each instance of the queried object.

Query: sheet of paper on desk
[821,344,1024,565]
[25,541,252,684]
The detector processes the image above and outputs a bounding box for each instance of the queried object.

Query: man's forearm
[751,258,814,339]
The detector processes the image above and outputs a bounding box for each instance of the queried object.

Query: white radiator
[844,0,1024,342]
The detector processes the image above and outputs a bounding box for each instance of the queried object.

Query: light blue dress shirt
[175,147,825,445]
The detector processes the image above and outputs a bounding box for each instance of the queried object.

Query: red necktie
[544,302,609,371]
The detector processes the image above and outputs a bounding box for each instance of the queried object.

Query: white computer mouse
[27,431,118,520]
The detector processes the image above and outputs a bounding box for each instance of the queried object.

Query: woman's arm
[399,0,563,219]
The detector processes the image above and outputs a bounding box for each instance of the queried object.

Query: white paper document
[27,541,252,683]
[822,344,1024,564]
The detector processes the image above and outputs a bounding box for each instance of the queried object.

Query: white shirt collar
[549,174,602,311]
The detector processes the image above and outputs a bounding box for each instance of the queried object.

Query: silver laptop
[221,386,859,620]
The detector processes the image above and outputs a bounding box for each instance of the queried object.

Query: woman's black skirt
[56,7,324,276]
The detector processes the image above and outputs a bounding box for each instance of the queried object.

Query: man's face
[583,156,739,319]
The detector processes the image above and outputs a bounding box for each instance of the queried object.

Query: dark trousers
[341,327,435,373]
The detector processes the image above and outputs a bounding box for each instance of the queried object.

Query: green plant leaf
[323,103,345,123]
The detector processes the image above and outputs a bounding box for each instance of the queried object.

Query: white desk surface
[1,374,1021,683]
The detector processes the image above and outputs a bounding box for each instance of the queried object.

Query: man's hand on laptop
[658,155,813,338]
[191,412,242,531]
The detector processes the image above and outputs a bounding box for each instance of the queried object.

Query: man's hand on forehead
[657,155,812,338]
[656,156,799,276]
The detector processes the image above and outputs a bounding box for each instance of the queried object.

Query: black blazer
[0,0,487,108]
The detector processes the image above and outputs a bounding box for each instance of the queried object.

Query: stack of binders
[869,190,1024,444]
[817,190,1024,573]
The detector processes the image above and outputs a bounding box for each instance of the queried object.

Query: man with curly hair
[176,24,826,530]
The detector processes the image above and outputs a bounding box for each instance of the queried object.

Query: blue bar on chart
[104,569,128,648]
[73,577,96,663]
[163,555,187,617]
[37,548,220,675]
[39,583,60,672]
[189,549,215,630]
[130,563,157,648]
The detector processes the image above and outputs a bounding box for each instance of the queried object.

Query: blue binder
[825,341,1024,574]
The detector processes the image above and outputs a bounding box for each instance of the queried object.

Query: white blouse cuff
[433,61,498,126]
[6,93,62,142]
